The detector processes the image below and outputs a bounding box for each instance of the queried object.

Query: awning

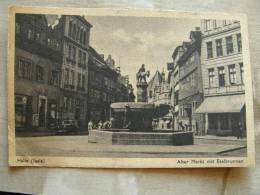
[195,94,245,113]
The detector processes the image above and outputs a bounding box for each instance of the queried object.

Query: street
[16,135,247,158]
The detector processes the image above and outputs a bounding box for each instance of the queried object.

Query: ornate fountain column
[136,64,149,103]
[136,82,148,102]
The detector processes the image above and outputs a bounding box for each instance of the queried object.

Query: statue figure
[136,64,150,82]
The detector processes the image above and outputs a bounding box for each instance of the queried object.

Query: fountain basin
[88,129,194,145]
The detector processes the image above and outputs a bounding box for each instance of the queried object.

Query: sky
[47,15,201,92]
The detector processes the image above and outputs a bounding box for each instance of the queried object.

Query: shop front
[195,94,246,137]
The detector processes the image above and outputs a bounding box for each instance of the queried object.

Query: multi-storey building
[177,29,205,135]
[147,70,170,105]
[168,44,185,130]
[87,48,132,123]
[196,19,245,136]
[54,15,92,128]
[15,14,62,131]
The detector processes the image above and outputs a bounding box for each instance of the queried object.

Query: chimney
[195,27,200,31]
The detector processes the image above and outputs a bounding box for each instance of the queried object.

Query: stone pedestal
[136,82,148,102]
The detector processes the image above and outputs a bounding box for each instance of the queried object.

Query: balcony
[204,84,245,96]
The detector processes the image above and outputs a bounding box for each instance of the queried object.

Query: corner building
[196,19,246,136]
[54,15,92,128]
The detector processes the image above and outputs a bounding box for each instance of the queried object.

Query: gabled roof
[147,70,163,91]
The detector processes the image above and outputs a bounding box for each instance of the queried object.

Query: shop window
[228,64,236,85]
[226,36,234,55]
[216,39,223,56]
[218,67,225,87]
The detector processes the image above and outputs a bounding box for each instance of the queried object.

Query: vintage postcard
[8,6,255,168]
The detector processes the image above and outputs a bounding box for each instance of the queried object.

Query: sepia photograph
[8,6,255,168]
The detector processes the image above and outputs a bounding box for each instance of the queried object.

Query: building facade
[168,45,185,130]
[88,48,133,124]
[15,14,62,130]
[147,70,170,105]
[54,15,92,128]
[196,19,245,136]
[178,29,205,135]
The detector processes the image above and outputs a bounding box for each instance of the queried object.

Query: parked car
[55,120,79,135]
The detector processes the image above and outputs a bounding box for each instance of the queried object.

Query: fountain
[88,64,194,145]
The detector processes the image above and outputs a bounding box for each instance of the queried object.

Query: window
[149,90,153,98]
[240,63,244,84]
[77,73,81,88]
[223,20,231,26]
[36,66,44,81]
[17,58,32,80]
[83,53,86,66]
[68,44,72,59]
[218,67,225,87]
[228,65,236,85]
[237,33,242,52]
[69,21,72,37]
[207,42,213,58]
[27,29,33,40]
[35,32,40,41]
[212,20,217,29]
[82,75,85,89]
[76,26,80,41]
[47,38,51,46]
[49,70,59,86]
[15,23,21,34]
[64,69,69,85]
[192,101,197,114]
[208,68,215,88]
[226,36,234,55]
[205,19,211,31]
[78,50,82,65]
[190,73,195,86]
[216,39,223,56]
[83,31,86,45]
[71,70,75,86]
[72,24,76,39]
[80,29,83,44]
[72,47,76,61]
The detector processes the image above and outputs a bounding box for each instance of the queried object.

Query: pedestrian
[98,120,103,130]
[88,120,93,131]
